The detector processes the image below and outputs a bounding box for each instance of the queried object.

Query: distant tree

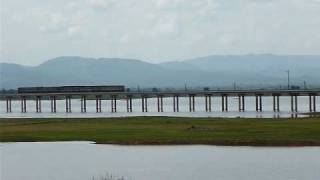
[203,87,210,91]
[92,173,126,180]
[0,89,17,94]
[290,85,300,90]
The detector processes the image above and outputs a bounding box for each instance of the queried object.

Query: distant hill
[1,55,320,89]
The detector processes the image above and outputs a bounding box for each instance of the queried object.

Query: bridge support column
[205,95,212,112]
[309,95,316,112]
[126,96,133,113]
[255,95,263,112]
[95,95,102,113]
[189,95,195,112]
[21,97,27,113]
[66,96,72,113]
[291,95,298,112]
[111,96,117,113]
[142,96,148,112]
[36,96,42,113]
[80,96,87,113]
[6,97,12,113]
[157,95,163,112]
[50,96,57,113]
[238,95,245,112]
[273,95,280,112]
[173,95,179,112]
[222,95,228,112]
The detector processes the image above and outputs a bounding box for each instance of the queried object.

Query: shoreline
[1,116,320,147]
[0,112,309,119]
[2,141,320,147]
[94,141,320,147]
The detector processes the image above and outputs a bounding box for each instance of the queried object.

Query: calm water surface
[0,96,318,118]
[1,142,320,180]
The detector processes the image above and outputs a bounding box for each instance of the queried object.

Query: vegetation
[92,174,126,180]
[1,117,320,146]
[303,112,320,117]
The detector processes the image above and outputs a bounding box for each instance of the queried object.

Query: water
[0,96,318,118]
[1,142,320,180]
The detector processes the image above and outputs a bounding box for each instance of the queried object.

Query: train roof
[18,85,125,89]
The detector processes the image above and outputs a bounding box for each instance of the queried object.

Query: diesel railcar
[18,86,125,94]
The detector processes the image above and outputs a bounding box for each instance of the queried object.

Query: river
[1,142,320,180]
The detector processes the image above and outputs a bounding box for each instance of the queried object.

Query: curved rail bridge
[1,90,319,113]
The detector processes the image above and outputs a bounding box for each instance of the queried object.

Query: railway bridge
[0,89,319,113]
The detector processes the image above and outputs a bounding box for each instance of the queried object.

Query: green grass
[1,117,320,146]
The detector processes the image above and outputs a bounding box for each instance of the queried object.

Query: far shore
[1,116,320,146]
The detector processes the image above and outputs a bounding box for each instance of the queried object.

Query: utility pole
[304,81,307,90]
[286,70,290,90]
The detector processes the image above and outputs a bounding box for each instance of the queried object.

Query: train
[17,85,126,94]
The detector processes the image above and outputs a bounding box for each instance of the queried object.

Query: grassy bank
[1,117,320,146]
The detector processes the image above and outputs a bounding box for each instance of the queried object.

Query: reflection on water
[1,142,320,180]
[0,96,318,118]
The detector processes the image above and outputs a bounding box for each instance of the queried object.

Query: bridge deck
[1,90,320,99]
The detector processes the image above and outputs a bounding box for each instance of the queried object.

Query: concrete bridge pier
[255,95,263,112]
[50,96,57,113]
[21,97,27,113]
[238,95,245,112]
[126,96,133,113]
[309,95,316,112]
[291,95,298,112]
[273,95,280,112]
[65,96,72,113]
[189,94,195,112]
[157,95,164,112]
[35,96,42,113]
[173,95,179,112]
[6,97,12,113]
[141,96,148,112]
[205,95,212,112]
[222,95,228,112]
[80,96,87,113]
[111,96,117,113]
[96,95,102,113]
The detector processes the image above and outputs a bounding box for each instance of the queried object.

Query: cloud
[87,0,115,10]
[153,0,219,12]
[154,0,181,9]
[33,12,83,38]
[2,0,320,65]
[37,13,69,33]
[26,5,88,38]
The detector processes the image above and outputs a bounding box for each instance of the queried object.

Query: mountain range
[1,54,320,89]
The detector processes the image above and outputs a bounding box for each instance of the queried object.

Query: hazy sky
[1,0,320,65]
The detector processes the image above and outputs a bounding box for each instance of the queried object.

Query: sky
[1,0,320,66]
